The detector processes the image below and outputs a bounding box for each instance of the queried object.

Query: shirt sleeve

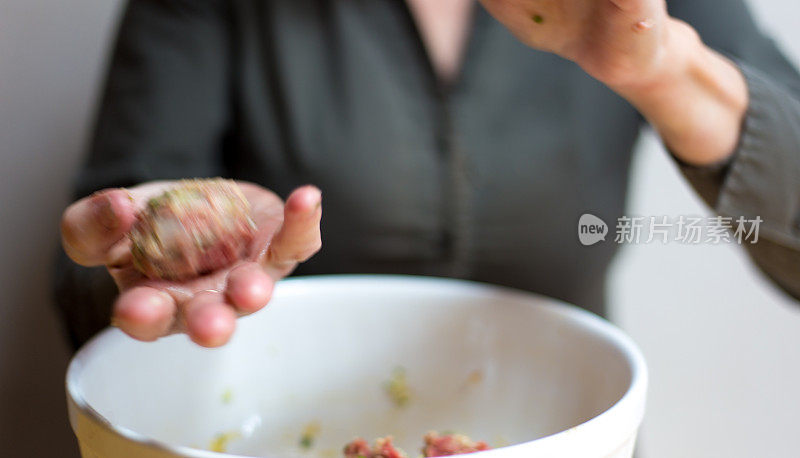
[668,0,800,301]
[54,0,233,349]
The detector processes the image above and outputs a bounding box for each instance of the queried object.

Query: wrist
[611,18,749,166]
[611,18,703,98]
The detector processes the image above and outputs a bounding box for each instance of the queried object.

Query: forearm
[612,19,749,166]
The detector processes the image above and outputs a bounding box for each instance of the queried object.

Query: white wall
[0,1,797,457]
[0,1,124,456]
[610,2,800,457]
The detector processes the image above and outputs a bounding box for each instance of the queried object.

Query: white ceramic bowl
[66,275,647,458]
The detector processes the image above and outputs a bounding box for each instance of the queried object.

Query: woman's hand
[479,0,749,165]
[61,181,322,347]
[479,0,673,87]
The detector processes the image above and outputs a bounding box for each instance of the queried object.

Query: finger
[265,185,322,267]
[479,0,555,50]
[112,286,176,342]
[183,291,237,348]
[609,0,661,18]
[225,262,274,314]
[61,189,137,266]
[609,0,638,11]
[479,0,528,29]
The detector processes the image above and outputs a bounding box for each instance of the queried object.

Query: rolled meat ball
[129,178,257,280]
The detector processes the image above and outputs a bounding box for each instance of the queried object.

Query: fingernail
[311,189,322,212]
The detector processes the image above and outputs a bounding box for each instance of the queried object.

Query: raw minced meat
[343,432,489,458]
[343,436,406,458]
[128,178,256,280]
[421,431,490,456]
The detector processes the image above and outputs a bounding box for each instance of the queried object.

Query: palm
[109,182,286,302]
[61,180,322,346]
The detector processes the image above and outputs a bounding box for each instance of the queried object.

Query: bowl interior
[70,276,636,457]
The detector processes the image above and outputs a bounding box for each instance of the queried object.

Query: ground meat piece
[421,432,490,457]
[128,178,256,280]
[343,438,372,458]
[343,436,407,458]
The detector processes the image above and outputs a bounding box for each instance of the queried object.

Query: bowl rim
[66,274,648,457]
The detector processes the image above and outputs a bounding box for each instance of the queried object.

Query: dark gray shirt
[55,0,800,348]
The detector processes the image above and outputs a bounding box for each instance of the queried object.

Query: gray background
[0,1,798,456]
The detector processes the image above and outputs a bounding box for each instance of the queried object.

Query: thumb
[61,189,137,266]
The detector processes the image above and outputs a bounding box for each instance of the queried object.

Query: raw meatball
[129,178,256,280]
[422,432,490,457]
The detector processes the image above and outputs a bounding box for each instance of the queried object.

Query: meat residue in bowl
[421,431,490,456]
[343,432,490,458]
[343,436,405,458]
[206,368,491,456]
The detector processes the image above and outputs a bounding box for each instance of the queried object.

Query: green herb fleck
[147,196,165,210]
[532,14,544,24]
[299,435,313,449]
[299,421,321,450]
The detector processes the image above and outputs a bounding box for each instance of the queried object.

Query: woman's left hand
[479,0,748,166]
[479,0,674,88]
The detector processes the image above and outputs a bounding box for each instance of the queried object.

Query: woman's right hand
[60,181,322,347]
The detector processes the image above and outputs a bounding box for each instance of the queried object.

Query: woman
[57,0,800,348]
